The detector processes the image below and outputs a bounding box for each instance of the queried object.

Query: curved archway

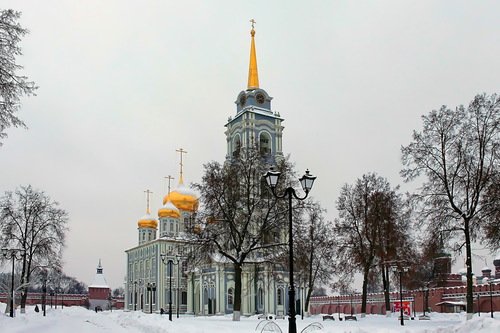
[259,132,271,156]
[232,134,241,157]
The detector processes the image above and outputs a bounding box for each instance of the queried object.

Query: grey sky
[1,0,499,288]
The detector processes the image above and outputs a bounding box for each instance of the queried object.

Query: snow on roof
[435,301,466,306]
[139,213,156,221]
[172,183,198,197]
[89,261,109,288]
[162,201,179,211]
[89,273,109,288]
[482,266,491,271]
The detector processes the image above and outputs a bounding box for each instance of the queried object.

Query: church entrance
[203,287,216,315]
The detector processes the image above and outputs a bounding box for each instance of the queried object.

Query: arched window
[204,288,209,304]
[258,287,263,308]
[233,135,241,157]
[259,132,271,156]
[228,288,234,308]
[277,288,283,305]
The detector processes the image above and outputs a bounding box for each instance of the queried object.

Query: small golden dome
[162,183,198,212]
[137,213,158,229]
[158,200,180,218]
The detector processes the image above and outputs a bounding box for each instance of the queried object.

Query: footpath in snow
[1,304,499,333]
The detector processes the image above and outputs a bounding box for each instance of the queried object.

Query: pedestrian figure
[35,305,39,313]
[95,306,98,313]
[160,308,165,315]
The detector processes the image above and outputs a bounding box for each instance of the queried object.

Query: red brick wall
[0,292,124,309]
[309,282,500,315]
[89,287,110,300]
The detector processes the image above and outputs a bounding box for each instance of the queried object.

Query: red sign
[393,301,411,316]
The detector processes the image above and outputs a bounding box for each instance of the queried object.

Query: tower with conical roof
[225,21,284,163]
[88,259,111,311]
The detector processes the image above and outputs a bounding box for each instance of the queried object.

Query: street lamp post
[2,248,25,318]
[176,254,181,318]
[168,260,172,320]
[392,265,409,326]
[41,269,49,317]
[264,168,316,333]
[147,282,156,314]
[33,266,52,316]
[478,293,481,316]
[488,280,494,318]
[337,296,340,320]
[420,286,429,317]
[133,281,138,311]
[161,253,180,321]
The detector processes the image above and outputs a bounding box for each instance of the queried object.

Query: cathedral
[124,24,302,317]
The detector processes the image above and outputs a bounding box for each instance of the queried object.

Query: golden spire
[144,189,153,214]
[247,19,259,90]
[176,148,187,185]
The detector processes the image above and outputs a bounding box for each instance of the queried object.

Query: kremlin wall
[310,252,500,316]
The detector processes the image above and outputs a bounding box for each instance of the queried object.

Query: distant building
[88,260,111,311]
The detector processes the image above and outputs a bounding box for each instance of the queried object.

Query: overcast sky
[1,1,499,289]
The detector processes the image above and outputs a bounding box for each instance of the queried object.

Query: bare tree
[28,271,87,294]
[401,93,500,318]
[483,173,500,247]
[0,9,37,145]
[113,286,124,297]
[294,201,335,316]
[0,185,68,312]
[190,147,292,321]
[334,173,410,317]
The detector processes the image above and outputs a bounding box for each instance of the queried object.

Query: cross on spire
[164,175,174,194]
[250,18,256,30]
[144,189,153,214]
[176,148,187,184]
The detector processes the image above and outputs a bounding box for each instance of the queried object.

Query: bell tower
[225,21,284,163]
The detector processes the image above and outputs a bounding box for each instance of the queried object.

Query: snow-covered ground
[1,303,499,333]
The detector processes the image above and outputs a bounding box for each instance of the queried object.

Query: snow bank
[1,303,499,333]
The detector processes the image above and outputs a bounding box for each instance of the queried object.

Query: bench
[344,315,357,321]
[322,315,335,321]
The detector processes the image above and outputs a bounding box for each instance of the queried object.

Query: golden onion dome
[137,213,158,229]
[158,200,180,218]
[162,183,198,212]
